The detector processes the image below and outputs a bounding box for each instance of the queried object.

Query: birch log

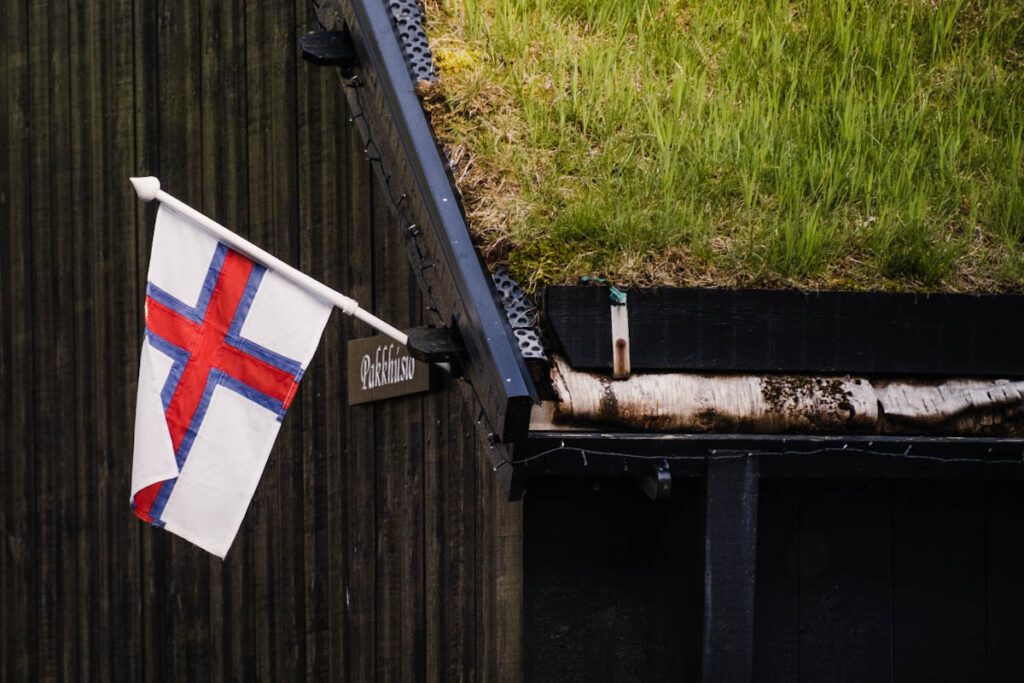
[877,379,1024,433]
[551,357,877,433]
[549,357,1024,435]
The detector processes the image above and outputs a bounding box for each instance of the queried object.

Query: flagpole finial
[130,176,161,202]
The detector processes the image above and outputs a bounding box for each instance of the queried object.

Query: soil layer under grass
[422,0,1024,292]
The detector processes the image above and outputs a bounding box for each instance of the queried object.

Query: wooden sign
[347,335,431,405]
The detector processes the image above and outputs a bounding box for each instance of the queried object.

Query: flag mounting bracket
[405,325,465,366]
[300,30,359,69]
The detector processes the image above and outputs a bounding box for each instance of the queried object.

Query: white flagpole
[130,176,410,346]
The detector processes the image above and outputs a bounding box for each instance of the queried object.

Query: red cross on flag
[130,203,332,557]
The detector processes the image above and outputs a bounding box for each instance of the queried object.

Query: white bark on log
[551,357,877,433]
[876,379,1024,433]
[548,357,1024,435]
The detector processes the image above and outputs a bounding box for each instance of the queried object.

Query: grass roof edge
[421,0,1024,294]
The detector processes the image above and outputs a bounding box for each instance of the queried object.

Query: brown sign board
[347,335,432,405]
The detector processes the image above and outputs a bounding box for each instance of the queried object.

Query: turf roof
[421,0,1024,292]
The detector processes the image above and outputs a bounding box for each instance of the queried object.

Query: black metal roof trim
[521,432,1024,480]
[546,285,1024,377]
[331,0,538,459]
[385,0,436,82]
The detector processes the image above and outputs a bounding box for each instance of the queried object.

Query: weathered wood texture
[0,1,522,680]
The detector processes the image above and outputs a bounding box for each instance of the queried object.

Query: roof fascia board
[546,285,1024,376]
[332,0,538,449]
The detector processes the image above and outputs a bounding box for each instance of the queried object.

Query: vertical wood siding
[753,480,1024,682]
[0,1,522,679]
[525,478,1024,682]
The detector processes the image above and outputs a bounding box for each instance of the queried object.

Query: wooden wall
[0,0,521,680]
[753,479,1024,683]
[524,478,705,681]
[525,477,1024,682]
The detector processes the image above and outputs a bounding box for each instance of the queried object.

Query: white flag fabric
[131,205,332,557]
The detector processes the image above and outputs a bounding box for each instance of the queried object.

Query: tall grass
[425,0,1024,290]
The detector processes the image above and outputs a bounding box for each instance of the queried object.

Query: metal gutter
[329,0,538,477]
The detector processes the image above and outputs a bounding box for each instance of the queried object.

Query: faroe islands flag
[131,205,332,557]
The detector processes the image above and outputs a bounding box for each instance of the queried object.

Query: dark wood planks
[987,482,1024,682]
[749,480,1024,682]
[340,124,379,683]
[69,0,111,679]
[0,0,12,667]
[372,114,426,681]
[526,477,1024,681]
[295,2,349,677]
[702,455,759,683]
[0,0,523,679]
[109,0,148,678]
[752,481,799,683]
[545,285,1024,376]
[425,378,478,681]
[28,0,74,677]
[478,426,525,683]
[523,478,702,682]
[893,483,987,682]
[2,1,35,679]
[798,482,893,682]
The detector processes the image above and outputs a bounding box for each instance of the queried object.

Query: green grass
[423,0,1024,291]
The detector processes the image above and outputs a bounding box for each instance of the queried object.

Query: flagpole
[130,176,410,346]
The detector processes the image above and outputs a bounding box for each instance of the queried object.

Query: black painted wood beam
[545,285,1024,376]
[702,454,759,683]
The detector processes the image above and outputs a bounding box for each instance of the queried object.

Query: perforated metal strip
[492,268,549,362]
[386,0,437,82]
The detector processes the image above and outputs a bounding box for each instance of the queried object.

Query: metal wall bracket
[405,325,464,364]
[640,463,672,500]
[300,30,359,68]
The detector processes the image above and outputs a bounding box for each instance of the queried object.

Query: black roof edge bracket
[300,29,359,69]
[406,325,466,368]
